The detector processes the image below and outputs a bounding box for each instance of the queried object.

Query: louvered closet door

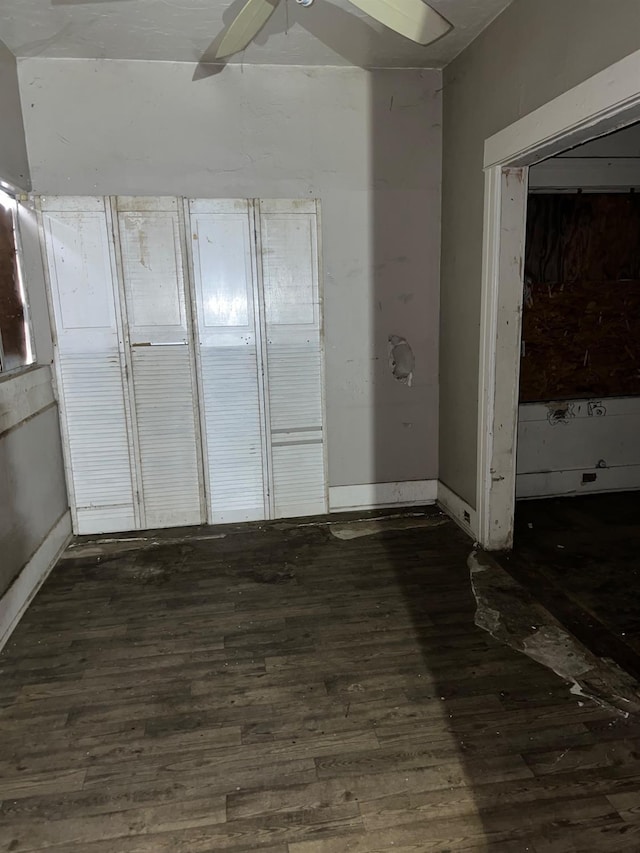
[188,199,268,523]
[258,200,327,518]
[40,197,137,534]
[116,197,203,529]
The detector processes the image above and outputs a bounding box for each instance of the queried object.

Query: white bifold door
[40,197,137,534]
[40,196,326,534]
[114,197,204,529]
[257,200,326,520]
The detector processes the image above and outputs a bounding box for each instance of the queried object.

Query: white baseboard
[0,510,72,652]
[516,466,640,500]
[329,480,437,513]
[437,481,478,540]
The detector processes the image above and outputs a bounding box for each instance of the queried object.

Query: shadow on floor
[495,492,640,683]
[2,510,640,850]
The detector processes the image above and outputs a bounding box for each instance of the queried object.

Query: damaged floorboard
[496,492,640,684]
[2,509,640,850]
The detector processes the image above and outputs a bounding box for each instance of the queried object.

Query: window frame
[0,188,35,376]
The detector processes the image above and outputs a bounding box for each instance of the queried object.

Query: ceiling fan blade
[346,0,451,45]
[52,0,135,4]
[214,0,280,60]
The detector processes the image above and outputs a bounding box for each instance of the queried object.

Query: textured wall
[0,40,29,189]
[19,60,442,489]
[0,38,66,602]
[440,0,640,506]
[0,401,68,597]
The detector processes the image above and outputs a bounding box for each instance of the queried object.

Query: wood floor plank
[0,769,86,801]
[2,509,640,850]
[0,725,242,776]
[0,796,228,852]
[605,788,640,821]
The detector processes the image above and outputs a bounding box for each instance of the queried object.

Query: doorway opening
[476,48,640,552]
[507,122,640,680]
[518,121,640,502]
[477,52,640,679]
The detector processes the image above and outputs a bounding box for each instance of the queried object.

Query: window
[0,190,33,373]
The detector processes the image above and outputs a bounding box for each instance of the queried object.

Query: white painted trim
[329,480,437,512]
[484,49,640,168]
[478,166,528,551]
[0,511,72,652]
[315,198,330,517]
[251,199,277,520]
[0,364,54,435]
[437,481,477,541]
[477,166,501,548]
[477,48,640,550]
[517,467,640,500]
[36,198,81,536]
[529,157,640,190]
[176,196,208,526]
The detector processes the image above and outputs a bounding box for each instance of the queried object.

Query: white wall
[530,122,640,190]
[440,0,640,508]
[517,397,640,498]
[0,36,68,618]
[0,204,69,607]
[0,386,68,595]
[0,40,29,190]
[18,59,442,492]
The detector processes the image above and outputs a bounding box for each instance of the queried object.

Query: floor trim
[329,480,437,513]
[0,510,72,652]
[517,467,640,500]
[437,481,478,540]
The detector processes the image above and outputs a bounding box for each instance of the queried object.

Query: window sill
[0,364,56,436]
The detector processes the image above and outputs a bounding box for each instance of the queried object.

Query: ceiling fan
[214,0,452,60]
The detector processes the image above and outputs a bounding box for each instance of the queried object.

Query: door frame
[477,48,640,550]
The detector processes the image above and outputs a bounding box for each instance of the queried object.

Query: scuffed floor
[329,514,448,540]
[495,492,640,684]
[470,550,640,717]
[3,509,640,850]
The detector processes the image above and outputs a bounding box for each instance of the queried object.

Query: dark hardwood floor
[500,492,640,682]
[2,509,640,851]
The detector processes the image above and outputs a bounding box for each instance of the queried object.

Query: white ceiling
[2,0,513,69]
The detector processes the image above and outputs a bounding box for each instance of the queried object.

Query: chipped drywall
[388,334,415,387]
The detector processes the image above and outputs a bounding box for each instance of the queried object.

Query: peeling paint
[331,515,447,540]
[469,550,640,717]
[66,532,226,560]
[388,334,415,387]
[588,401,607,417]
[546,401,576,425]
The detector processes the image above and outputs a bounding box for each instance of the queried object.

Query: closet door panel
[116,197,202,529]
[130,347,201,527]
[40,197,136,534]
[117,199,189,343]
[199,347,266,522]
[189,201,268,523]
[259,201,327,519]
